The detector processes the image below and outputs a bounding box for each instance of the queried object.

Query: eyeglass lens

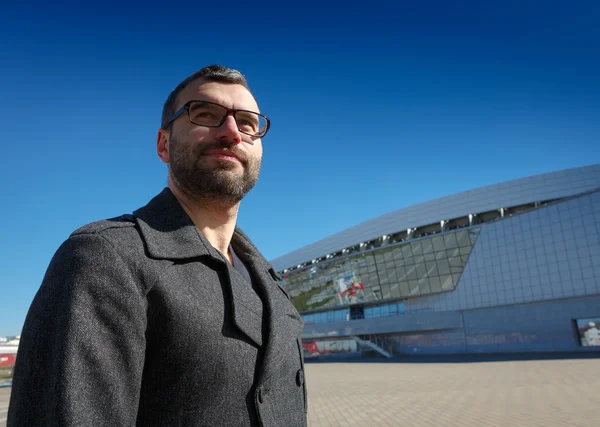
[188,102,267,136]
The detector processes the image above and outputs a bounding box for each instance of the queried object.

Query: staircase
[351,335,392,358]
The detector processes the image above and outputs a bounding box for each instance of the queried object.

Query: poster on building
[0,354,15,368]
[575,318,600,347]
[0,354,16,383]
[302,339,359,358]
[336,273,365,305]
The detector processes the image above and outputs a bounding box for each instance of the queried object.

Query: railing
[351,335,392,358]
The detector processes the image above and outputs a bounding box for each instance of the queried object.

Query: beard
[168,135,261,204]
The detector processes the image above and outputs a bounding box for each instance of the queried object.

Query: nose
[215,114,242,145]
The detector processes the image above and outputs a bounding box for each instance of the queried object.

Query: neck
[168,178,240,264]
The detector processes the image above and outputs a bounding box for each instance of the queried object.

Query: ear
[157,128,170,164]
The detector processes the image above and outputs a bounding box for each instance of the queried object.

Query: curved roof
[270,164,600,271]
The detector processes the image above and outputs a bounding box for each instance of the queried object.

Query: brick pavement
[0,387,9,427]
[305,358,599,427]
[1,358,598,426]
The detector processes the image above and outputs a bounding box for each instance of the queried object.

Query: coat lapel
[226,261,264,347]
[231,229,304,389]
[133,188,264,348]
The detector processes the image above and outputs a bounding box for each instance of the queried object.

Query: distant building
[272,165,600,357]
[0,337,18,380]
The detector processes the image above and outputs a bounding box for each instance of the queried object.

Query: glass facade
[302,302,406,324]
[303,309,349,324]
[282,228,480,313]
[364,302,405,318]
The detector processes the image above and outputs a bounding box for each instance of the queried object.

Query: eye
[188,102,226,124]
[196,111,219,119]
[235,112,260,133]
[237,119,257,131]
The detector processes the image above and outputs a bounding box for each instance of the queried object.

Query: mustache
[197,141,248,164]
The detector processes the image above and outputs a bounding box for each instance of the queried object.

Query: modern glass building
[271,165,600,357]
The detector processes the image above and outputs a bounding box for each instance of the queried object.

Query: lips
[203,149,244,164]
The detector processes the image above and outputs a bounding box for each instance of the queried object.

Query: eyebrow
[191,96,232,108]
[188,101,221,109]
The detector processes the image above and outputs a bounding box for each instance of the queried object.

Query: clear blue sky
[1,1,599,336]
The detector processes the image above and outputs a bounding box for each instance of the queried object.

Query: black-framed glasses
[167,100,270,138]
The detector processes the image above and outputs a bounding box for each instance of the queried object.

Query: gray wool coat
[8,188,307,427]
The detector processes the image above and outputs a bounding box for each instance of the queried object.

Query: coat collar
[133,187,272,269]
[132,188,291,350]
[133,188,214,260]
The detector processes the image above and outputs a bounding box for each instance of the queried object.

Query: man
[8,65,307,426]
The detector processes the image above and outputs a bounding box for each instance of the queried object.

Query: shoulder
[71,214,137,237]
[70,214,143,246]
[47,215,150,288]
[65,214,145,258]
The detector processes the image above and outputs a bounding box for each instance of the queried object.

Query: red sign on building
[0,354,16,368]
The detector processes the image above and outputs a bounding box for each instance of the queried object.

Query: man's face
[164,79,263,203]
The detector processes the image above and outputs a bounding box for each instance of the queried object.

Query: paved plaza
[305,358,599,427]
[0,387,8,427]
[1,357,599,426]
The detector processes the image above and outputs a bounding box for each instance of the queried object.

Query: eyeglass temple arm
[166,105,187,126]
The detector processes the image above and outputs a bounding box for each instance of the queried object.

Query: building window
[286,228,480,313]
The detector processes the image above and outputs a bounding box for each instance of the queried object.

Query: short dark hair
[161,65,250,129]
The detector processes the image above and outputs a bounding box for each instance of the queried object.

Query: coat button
[296,369,304,386]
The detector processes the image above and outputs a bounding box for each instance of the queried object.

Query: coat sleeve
[8,233,147,427]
